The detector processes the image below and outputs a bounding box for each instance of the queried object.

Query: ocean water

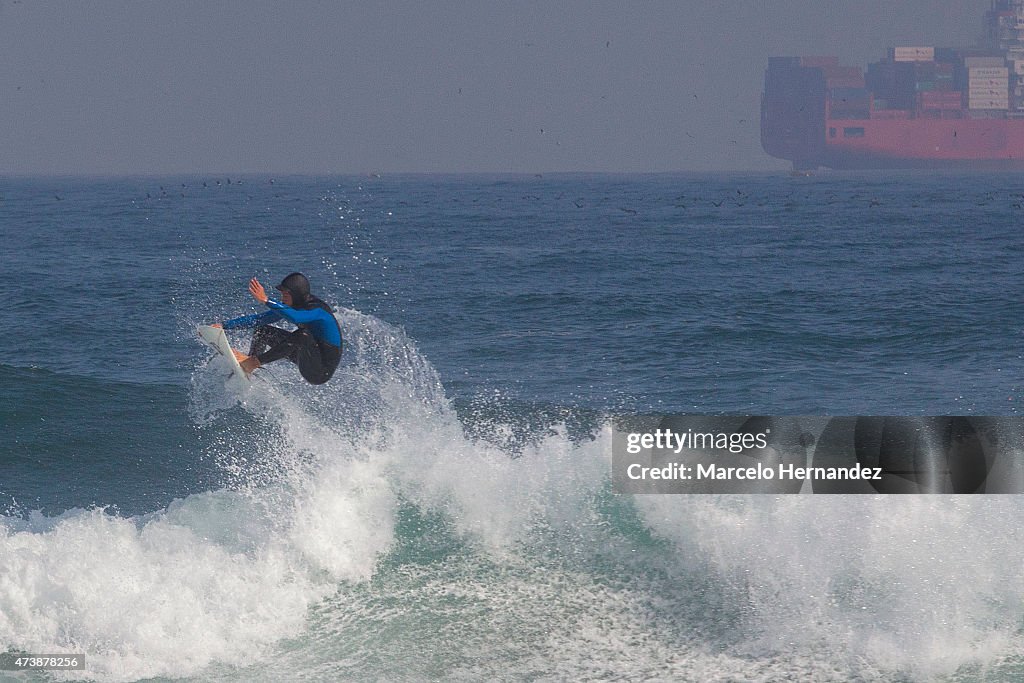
[3,172,1024,681]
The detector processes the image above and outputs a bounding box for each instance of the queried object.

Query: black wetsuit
[247,300,342,385]
[223,291,343,385]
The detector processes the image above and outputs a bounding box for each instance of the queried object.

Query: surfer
[214,273,342,384]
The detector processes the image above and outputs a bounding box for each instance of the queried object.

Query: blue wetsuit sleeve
[265,300,324,324]
[265,300,342,347]
[222,310,282,330]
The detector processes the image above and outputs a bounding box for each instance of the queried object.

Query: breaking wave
[3,309,1024,681]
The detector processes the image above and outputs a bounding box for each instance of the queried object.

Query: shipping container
[826,77,866,89]
[870,109,911,119]
[920,92,964,107]
[965,56,1007,67]
[970,73,1011,82]
[969,84,1009,91]
[892,46,935,61]
[865,61,918,109]
[966,100,1007,109]
[920,90,963,99]
[799,56,840,68]
[968,67,1010,78]
[821,66,862,80]
[969,88,1009,97]
[830,87,869,98]
[768,57,801,70]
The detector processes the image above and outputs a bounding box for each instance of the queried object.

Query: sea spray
[0,309,615,681]
[0,502,319,681]
[634,494,1024,678]
[0,310,445,681]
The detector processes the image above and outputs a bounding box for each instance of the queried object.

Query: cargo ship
[761,0,1024,169]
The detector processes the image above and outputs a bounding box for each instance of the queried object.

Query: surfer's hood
[276,272,312,306]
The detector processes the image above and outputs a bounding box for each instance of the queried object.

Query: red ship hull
[820,118,1024,169]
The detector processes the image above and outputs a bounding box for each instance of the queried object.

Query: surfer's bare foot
[240,356,261,375]
[232,349,248,363]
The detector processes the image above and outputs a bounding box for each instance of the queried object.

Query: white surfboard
[197,325,251,383]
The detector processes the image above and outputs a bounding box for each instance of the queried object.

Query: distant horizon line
[5,169,1018,182]
[8,167,1005,181]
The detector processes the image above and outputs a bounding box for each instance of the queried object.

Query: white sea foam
[0,310,613,681]
[635,494,1024,679]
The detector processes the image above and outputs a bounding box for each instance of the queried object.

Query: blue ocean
[4,172,1024,681]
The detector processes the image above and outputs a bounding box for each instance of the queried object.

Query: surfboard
[197,325,251,383]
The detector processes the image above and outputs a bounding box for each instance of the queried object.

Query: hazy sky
[0,1,986,174]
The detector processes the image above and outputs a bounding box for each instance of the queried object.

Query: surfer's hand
[211,323,222,328]
[249,277,269,304]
